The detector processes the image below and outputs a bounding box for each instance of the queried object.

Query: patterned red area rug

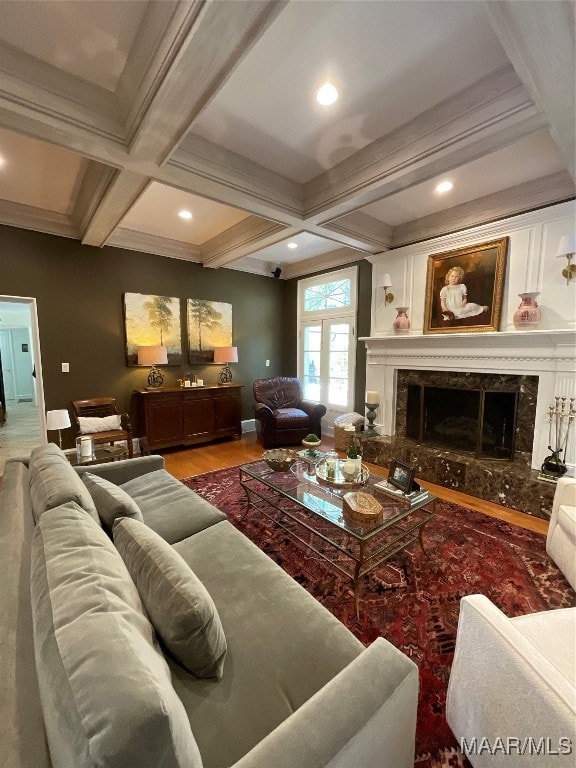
[183,466,575,768]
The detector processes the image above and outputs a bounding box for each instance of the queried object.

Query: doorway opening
[0,296,45,474]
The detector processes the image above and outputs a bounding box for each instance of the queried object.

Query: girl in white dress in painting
[440,266,489,320]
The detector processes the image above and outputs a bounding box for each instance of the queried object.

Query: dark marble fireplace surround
[361,370,554,520]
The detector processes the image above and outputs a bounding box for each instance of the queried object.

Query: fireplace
[406,384,518,460]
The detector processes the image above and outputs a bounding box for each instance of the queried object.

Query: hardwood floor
[162,432,548,536]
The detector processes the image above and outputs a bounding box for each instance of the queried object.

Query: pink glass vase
[393,306,411,334]
[513,292,541,330]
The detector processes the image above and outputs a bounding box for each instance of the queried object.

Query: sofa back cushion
[82,471,144,531]
[30,502,202,768]
[114,517,227,680]
[29,443,99,524]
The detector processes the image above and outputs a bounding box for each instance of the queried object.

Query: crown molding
[224,256,277,277]
[0,198,77,239]
[391,170,576,248]
[106,227,202,262]
[367,199,576,264]
[303,66,546,223]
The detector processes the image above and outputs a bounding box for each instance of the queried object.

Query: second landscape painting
[187,299,232,364]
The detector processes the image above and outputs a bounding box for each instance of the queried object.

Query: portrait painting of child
[423,237,508,335]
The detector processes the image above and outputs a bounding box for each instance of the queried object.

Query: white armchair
[546,476,576,590]
[446,595,576,767]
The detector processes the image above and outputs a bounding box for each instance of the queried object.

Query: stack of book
[373,480,429,503]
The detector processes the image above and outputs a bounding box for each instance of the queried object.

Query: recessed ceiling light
[435,180,453,193]
[287,242,298,249]
[0,154,6,168]
[178,210,192,220]
[315,83,339,106]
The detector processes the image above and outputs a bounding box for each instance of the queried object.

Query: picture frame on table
[388,459,416,494]
[423,237,508,334]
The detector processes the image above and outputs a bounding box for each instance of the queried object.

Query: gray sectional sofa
[0,444,419,768]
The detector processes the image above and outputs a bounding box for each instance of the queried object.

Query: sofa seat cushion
[82,472,144,531]
[114,517,227,680]
[511,607,576,684]
[170,520,365,768]
[120,469,226,543]
[273,407,310,428]
[30,502,202,768]
[29,443,99,524]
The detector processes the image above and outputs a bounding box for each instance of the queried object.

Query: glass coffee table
[67,445,128,466]
[239,459,436,617]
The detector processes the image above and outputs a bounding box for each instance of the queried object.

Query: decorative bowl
[262,448,298,472]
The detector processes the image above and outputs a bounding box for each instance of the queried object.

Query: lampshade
[556,234,576,257]
[137,345,168,366]
[214,346,238,364]
[381,273,392,289]
[46,409,71,430]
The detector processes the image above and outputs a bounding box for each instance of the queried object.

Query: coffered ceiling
[0,0,573,279]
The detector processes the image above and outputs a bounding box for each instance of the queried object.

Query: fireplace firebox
[406,384,518,460]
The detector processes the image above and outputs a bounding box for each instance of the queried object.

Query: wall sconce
[214,346,238,384]
[381,273,394,305]
[556,234,576,285]
[46,408,71,448]
[137,345,168,389]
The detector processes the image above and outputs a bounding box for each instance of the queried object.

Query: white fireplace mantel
[361,329,576,472]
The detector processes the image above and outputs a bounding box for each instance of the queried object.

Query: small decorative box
[343,492,383,525]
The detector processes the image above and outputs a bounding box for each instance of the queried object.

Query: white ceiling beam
[201,216,291,268]
[0,198,77,239]
[80,171,150,247]
[303,66,546,224]
[484,0,576,182]
[320,212,393,251]
[105,228,202,262]
[128,0,288,163]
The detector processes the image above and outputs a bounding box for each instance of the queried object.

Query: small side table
[67,445,128,467]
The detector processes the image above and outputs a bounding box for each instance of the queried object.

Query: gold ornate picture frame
[423,237,508,334]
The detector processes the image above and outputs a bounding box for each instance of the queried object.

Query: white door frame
[0,295,46,441]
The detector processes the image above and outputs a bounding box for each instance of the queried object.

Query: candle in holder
[366,390,380,405]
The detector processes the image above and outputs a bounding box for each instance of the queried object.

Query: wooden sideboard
[135,385,242,450]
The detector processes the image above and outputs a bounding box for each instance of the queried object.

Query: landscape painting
[187,299,232,364]
[123,293,182,365]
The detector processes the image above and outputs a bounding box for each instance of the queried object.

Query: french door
[300,317,355,413]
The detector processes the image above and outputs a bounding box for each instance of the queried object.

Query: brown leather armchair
[253,377,326,449]
[71,397,133,458]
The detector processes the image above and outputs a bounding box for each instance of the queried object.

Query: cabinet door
[183,394,214,439]
[214,391,241,435]
[146,395,182,446]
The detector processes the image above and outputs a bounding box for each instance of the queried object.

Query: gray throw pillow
[31,502,202,768]
[82,472,143,531]
[114,517,227,680]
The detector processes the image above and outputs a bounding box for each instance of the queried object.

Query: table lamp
[46,409,71,448]
[214,346,238,384]
[137,345,168,389]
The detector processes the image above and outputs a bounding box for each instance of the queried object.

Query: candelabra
[540,396,575,481]
[365,402,379,436]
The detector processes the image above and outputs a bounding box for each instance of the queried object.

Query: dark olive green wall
[1,224,372,447]
[281,260,372,414]
[0,225,284,445]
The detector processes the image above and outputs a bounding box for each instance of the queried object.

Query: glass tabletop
[240,459,435,541]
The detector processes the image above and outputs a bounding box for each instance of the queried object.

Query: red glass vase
[513,292,541,330]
